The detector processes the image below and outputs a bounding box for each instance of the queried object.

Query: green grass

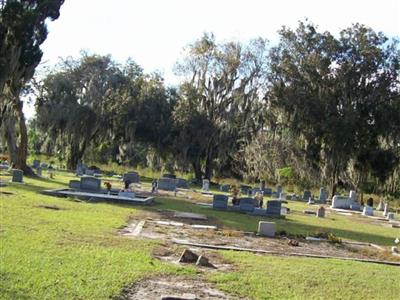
[1,172,399,299]
[209,251,400,300]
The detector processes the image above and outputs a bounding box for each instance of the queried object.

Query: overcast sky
[25,0,400,119]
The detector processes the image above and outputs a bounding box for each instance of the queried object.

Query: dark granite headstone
[263,188,272,196]
[240,185,252,195]
[219,184,230,192]
[69,180,81,190]
[276,186,283,195]
[163,174,176,179]
[157,177,177,191]
[303,190,312,201]
[80,176,101,191]
[266,200,282,217]
[123,172,140,183]
[318,187,327,203]
[239,197,257,212]
[213,194,228,210]
[11,169,23,183]
[366,197,374,207]
[176,178,188,188]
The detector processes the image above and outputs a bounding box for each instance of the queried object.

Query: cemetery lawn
[1,173,399,299]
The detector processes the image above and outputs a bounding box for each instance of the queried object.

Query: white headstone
[362,206,374,216]
[349,190,357,202]
[257,221,276,237]
[383,203,389,217]
[202,179,210,191]
[376,200,385,211]
[331,196,352,209]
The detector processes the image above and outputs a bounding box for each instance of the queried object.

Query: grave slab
[174,212,207,220]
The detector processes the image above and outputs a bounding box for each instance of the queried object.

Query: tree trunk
[192,160,202,182]
[67,141,86,170]
[14,103,32,174]
[204,149,213,180]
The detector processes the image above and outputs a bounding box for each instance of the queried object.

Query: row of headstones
[212,194,283,217]
[219,184,328,202]
[32,160,50,169]
[157,175,189,191]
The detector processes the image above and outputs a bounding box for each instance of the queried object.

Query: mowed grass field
[1,171,399,299]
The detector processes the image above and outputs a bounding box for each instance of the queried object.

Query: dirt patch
[37,204,64,210]
[121,215,400,263]
[0,191,13,195]
[116,276,239,300]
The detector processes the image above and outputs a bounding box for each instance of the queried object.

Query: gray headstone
[349,190,357,202]
[316,206,325,218]
[387,212,395,220]
[362,206,374,216]
[80,176,101,191]
[258,221,276,237]
[266,200,282,217]
[318,187,327,203]
[276,186,283,195]
[11,169,23,183]
[69,180,81,190]
[213,194,228,210]
[85,169,95,176]
[331,196,352,209]
[158,177,177,191]
[36,167,42,177]
[176,178,188,188]
[303,190,311,201]
[32,160,41,169]
[239,197,257,212]
[123,171,140,183]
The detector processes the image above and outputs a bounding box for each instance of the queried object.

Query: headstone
[175,178,188,188]
[350,203,361,211]
[349,190,357,202]
[276,186,283,195]
[69,180,81,190]
[257,221,276,237]
[318,187,327,203]
[36,167,42,177]
[202,179,210,191]
[123,171,140,183]
[158,177,177,191]
[291,194,299,201]
[383,203,389,217]
[240,185,251,195]
[11,169,23,183]
[163,174,176,179]
[303,190,311,201]
[331,195,355,209]
[213,194,228,210]
[76,165,84,176]
[219,184,230,192]
[387,212,395,221]
[316,206,325,218]
[307,197,315,205]
[279,192,286,200]
[118,191,136,198]
[366,197,374,207]
[281,206,289,215]
[266,200,282,217]
[376,200,385,211]
[40,163,48,169]
[32,159,40,169]
[362,206,374,216]
[263,188,272,196]
[239,197,257,212]
[80,176,101,191]
[85,169,95,176]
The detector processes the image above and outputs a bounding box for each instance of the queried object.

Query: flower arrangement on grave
[104,181,112,193]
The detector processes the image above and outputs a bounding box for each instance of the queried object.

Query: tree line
[1,2,399,199]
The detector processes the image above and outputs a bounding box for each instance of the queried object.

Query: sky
[25,0,400,118]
